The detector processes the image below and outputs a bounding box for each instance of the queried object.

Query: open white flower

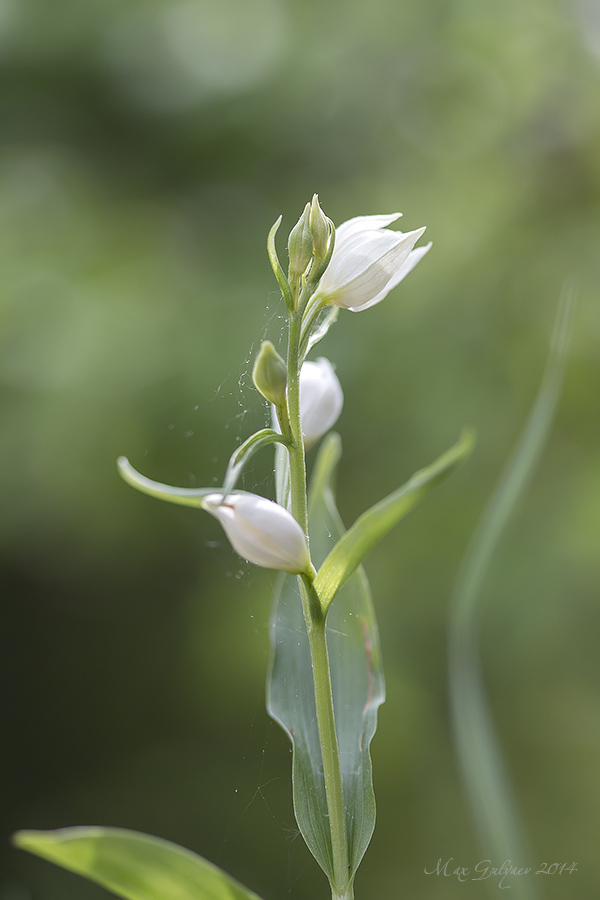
[316,213,431,311]
[202,492,310,574]
[299,358,343,448]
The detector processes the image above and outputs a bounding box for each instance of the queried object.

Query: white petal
[335,212,403,242]
[300,358,343,447]
[319,230,402,294]
[347,239,432,311]
[326,229,425,309]
[203,492,309,573]
[315,208,430,313]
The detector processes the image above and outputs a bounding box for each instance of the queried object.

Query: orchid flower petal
[299,358,343,448]
[314,211,429,312]
[203,492,310,574]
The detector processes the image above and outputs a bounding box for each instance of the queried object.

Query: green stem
[287,307,351,899]
[299,294,327,357]
[287,309,308,532]
[306,604,352,898]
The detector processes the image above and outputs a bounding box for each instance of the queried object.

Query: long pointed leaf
[314,428,475,612]
[267,216,293,311]
[13,827,264,900]
[117,457,213,508]
[267,434,385,881]
[448,290,574,900]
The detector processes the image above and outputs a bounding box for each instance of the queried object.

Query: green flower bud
[252,340,287,405]
[287,202,313,279]
[310,194,331,261]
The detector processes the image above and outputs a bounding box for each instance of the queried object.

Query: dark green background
[2,0,599,897]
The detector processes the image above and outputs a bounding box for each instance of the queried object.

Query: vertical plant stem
[287,308,351,899]
[306,607,352,899]
[287,310,309,533]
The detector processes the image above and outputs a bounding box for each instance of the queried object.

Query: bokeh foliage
[2,0,599,897]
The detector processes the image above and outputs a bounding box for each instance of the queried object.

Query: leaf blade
[314,428,475,612]
[448,289,575,900]
[222,428,291,496]
[267,434,385,882]
[267,216,293,311]
[13,827,264,900]
[117,458,213,508]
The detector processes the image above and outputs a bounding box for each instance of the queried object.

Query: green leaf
[222,428,291,496]
[13,827,264,900]
[117,457,214,508]
[267,215,293,311]
[119,430,290,511]
[267,434,385,882]
[448,289,575,900]
[314,428,475,613]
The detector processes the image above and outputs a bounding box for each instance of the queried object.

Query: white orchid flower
[299,358,343,448]
[316,213,431,311]
[202,492,310,574]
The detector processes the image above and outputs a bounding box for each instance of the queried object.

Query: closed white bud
[316,213,431,311]
[202,492,310,574]
[299,358,343,448]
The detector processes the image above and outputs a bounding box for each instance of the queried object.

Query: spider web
[134,302,311,897]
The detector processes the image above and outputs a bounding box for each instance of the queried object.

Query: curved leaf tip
[117,457,213,509]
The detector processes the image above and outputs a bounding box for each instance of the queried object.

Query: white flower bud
[270,357,343,447]
[316,212,431,311]
[202,492,310,574]
[299,358,343,448]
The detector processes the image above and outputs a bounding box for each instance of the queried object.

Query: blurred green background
[1,0,599,897]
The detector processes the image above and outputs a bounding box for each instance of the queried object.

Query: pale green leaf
[314,428,475,613]
[448,289,574,900]
[267,434,385,882]
[13,827,264,900]
[119,429,290,511]
[267,215,293,311]
[222,428,291,496]
[117,457,213,508]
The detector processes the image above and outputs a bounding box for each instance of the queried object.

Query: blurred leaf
[13,827,264,900]
[267,433,385,882]
[448,288,575,900]
[314,428,475,613]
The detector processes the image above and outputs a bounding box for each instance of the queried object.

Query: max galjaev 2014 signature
[424,858,578,889]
